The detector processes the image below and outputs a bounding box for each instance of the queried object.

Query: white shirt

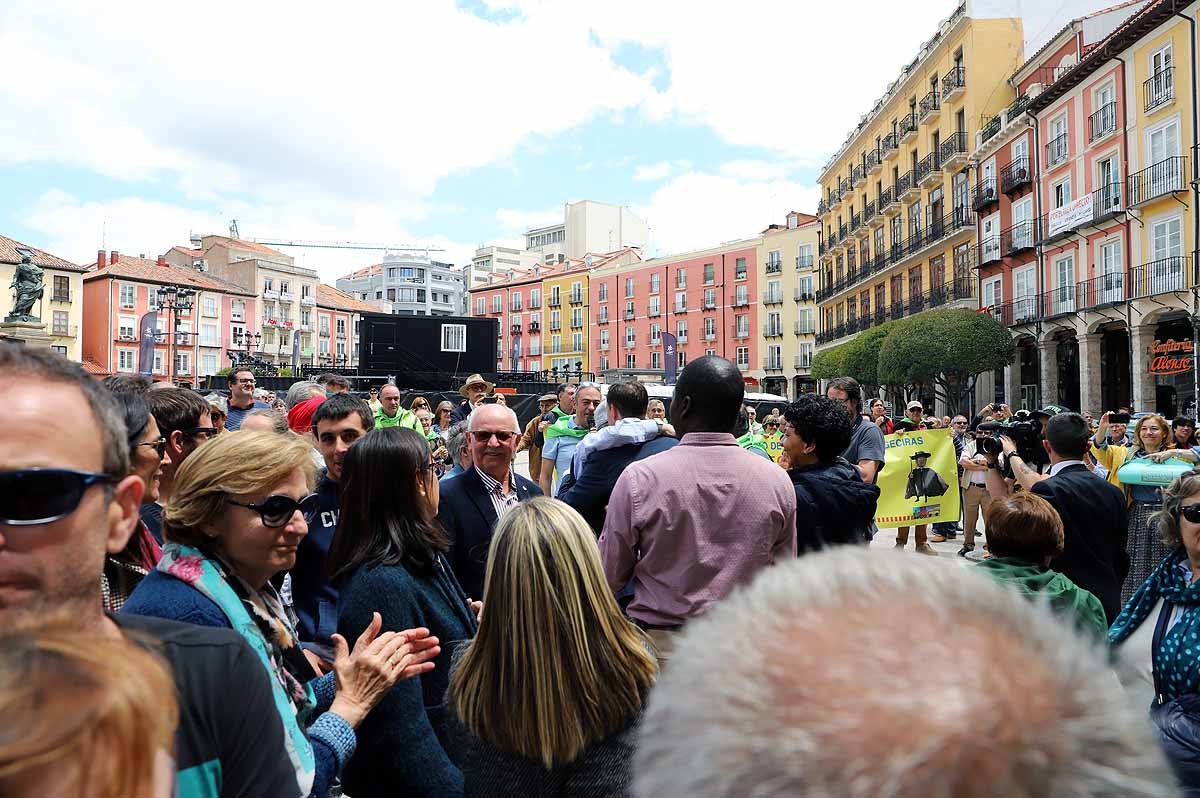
[1048,459,1087,477]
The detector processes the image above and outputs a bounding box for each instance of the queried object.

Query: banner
[291,328,301,372]
[1047,192,1093,237]
[662,331,678,384]
[874,427,961,528]
[138,311,158,376]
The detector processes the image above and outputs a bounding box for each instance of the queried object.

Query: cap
[906,400,924,411]
[538,393,557,403]
[287,395,326,434]
[1031,404,1068,419]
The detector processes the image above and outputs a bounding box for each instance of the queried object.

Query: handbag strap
[1151,599,1175,705]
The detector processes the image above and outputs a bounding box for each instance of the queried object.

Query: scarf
[156,543,316,795]
[544,415,589,441]
[1109,546,1200,702]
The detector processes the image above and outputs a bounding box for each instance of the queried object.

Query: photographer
[984,412,1129,624]
[957,424,994,558]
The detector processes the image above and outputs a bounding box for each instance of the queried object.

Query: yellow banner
[874,428,961,528]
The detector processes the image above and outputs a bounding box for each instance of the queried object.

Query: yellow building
[542,264,590,375]
[816,4,1023,353]
[754,212,821,398]
[0,235,88,362]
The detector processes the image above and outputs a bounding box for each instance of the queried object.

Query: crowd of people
[2,344,1199,797]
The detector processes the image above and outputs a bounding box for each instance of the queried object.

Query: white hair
[634,548,1176,798]
[467,404,519,433]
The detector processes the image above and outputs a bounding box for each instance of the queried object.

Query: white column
[1077,333,1103,415]
[1131,324,1157,413]
[1038,338,1059,409]
[1004,362,1021,408]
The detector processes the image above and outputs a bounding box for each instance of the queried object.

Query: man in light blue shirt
[540,383,602,496]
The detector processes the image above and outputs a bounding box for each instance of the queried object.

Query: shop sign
[1150,338,1194,376]
[1047,192,1093,237]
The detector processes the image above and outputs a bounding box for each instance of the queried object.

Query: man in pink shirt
[599,355,797,659]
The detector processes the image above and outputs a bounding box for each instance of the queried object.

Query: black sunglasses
[227,493,320,528]
[0,469,118,525]
[471,430,516,443]
[138,437,168,458]
[185,426,219,438]
[1180,504,1200,523]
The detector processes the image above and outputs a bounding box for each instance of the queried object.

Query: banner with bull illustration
[874,427,961,528]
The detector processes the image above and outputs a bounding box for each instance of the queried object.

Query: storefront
[1151,316,1196,419]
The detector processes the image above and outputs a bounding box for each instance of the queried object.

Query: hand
[661,423,677,437]
[329,612,441,728]
[1148,449,1196,463]
[303,648,330,677]
[538,420,551,432]
[468,599,483,624]
[999,434,1018,456]
[431,445,448,461]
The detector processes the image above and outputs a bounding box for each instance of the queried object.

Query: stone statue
[6,253,44,323]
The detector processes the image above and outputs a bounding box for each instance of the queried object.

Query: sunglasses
[227,493,320,528]
[138,437,168,457]
[186,427,219,438]
[0,469,118,525]
[471,430,516,443]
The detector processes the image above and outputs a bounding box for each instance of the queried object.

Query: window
[201,295,217,317]
[153,351,164,375]
[798,307,814,333]
[118,349,136,372]
[676,269,687,289]
[530,288,541,308]
[551,310,561,330]
[798,275,813,297]
[201,353,219,376]
[600,329,610,349]
[119,284,136,308]
[492,295,502,313]
[768,345,782,370]
[625,277,635,297]
[766,251,780,268]
[736,347,749,368]
[705,348,716,357]
[1052,178,1072,209]
[626,353,636,369]
[118,316,136,340]
[736,314,749,337]
[200,323,218,347]
[735,258,747,279]
[678,351,688,368]
[1052,254,1076,314]
[703,288,716,309]
[511,313,521,329]
[650,323,661,344]
[598,306,609,323]
[1048,115,1068,164]
[797,245,813,269]
[704,317,717,339]
[767,279,781,302]
[675,290,687,312]
[399,288,417,303]
[599,355,609,372]
[1099,238,1125,302]
[649,296,661,316]
[572,332,583,352]
[476,297,486,315]
[571,308,583,327]
[53,275,70,301]
[336,318,346,335]
[650,273,661,294]
[279,281,290,296]
[704,263,715,284]
[571,281,582,302]
[625,326,636,347]
[651,351,661,369]
[263,277,274,293]
[52,310,69,335]
[736,284,748,306]
[599,283,609,301]
[174,352,191,376]
[511,292,523,311]
[336,341,346,358]
[982,276,1002,308]
[676,319,688,341]
[441,323,467,352]
[551,335,561,354]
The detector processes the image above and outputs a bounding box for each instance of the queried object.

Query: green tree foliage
[841,323,895,390]
[811,342,850,380]
[877,309,1015,414]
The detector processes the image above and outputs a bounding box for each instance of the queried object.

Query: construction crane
[228,219,445,254]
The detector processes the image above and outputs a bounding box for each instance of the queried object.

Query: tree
[811,342,850,381]
[877,309,1015,414]
[841,323,895,392]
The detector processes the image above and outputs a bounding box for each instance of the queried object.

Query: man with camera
[983,411,1129,624]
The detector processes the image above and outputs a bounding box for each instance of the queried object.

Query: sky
[0,0,1118,284]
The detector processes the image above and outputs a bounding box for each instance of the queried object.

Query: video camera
[976,409,1048,477]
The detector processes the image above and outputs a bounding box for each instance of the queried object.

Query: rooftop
[0,234,87,272]
[85,252,257,296]
[316,283,377,313]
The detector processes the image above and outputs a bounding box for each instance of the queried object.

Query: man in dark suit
[437,403,542,599]
[985,411,1129,624]
[558,380,678,534]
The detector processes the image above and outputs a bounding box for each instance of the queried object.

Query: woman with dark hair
[102,386,167,611]
[330,427,478,798]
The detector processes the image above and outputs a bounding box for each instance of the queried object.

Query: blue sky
[0,0,1105,282]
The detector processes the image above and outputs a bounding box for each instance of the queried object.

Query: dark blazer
[558,436,678,534]
[437,466,542,599]
[1030,463,1130,625]
[450,400,472,425]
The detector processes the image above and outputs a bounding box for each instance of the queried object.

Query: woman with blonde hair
[122,431,441,797]
[1093,412,1174,602]
[0,625,178,798]
[448,497,658,796]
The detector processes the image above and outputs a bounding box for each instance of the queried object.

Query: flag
[291,328,301,372]
[873,428,961,528]
[138,311,158,376]
[661,332,678,384]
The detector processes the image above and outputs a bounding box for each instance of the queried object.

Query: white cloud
[634,161,674,182]
[635,167,820,257]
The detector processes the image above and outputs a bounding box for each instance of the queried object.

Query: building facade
[980,0,1197,418]
[755,212,820,397]
[542,263,590,375]
[335,253,467,318]
[470,269,548,374]
[315,284,374,368]
[816,4,1024,355]
[0,235,87,361]
[468,245,538,290]
[82,251,259,383]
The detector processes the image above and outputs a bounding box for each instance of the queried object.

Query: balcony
[300,294,315,306]
[598,340,609,351]
[263,289,279,300]
[797,252,814,270]
[623,309,636,320]
[729,323,750,340]
[50,289,72,303]
[732,295,750,308]
[299,323,313,333]
[648,305,662,317]
[794,354,813,370]
[279,292,295,302]
[1000,156,1031,194]
[569,292,583,305]
[940,131,968,170]
[990,296,1040,327]
[319,328,330,338]
[762,292,784,306]
[762,358,784,372]
[1000,220,1037,258]
[1144,67,1174,113]
[794,320,815,335]
[879,186,898,216]
[941,66,966,102]
[1131,256,1192,298]
[1127,156,1188,207]
[1046,134,1068,167]
[1033,64,1075,90]
[511,324,522,335]
[880,131,898,160]
[863,200,877,225]
[852,163,866,184]
[677,333,688,343]
[529,321,541,332]
[1007,93,1031,123]
[1089,102,1118,142]
[794,288,814,302]
[703,298,717,310]
[919,91,941,123]
[840,177,852,196]
[548,296,562,308]
[838,223,848,241]
[1093,182,1123,220]
[529,344,541,356]
[766,260,783,274]
[977,235,1002,266]
[529,298,541,309]
[50,324,78,338]
[596,315,609,325]
[898,113,919,145]
[916,152,942,189]
[674,302,688,313]
[896,171,918,203]
[1078,272,1127,309]
[818,199,827,215]
[866,149,882,176]
[850,211,861,232]
[980,114,1002,145]
[762,324,784,338]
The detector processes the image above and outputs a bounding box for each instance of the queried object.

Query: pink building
[589,239,760,382]
[469,269,549,373]
[82,250,259,384]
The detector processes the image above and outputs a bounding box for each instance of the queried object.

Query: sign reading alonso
[1150,338,1194,376]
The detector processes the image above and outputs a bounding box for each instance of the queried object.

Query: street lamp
[155,284,195,384]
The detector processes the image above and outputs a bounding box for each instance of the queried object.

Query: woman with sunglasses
[432,400,455,435]
[410,395,432,414]
[328,427,479,798]
[102,387,168,611]
[122,431,441,798]
[1110,471,1200,790]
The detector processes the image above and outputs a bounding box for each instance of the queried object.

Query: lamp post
[155,284,195,384]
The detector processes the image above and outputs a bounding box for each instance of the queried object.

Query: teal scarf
[157,543,316,794]
[1110,546,1200,703]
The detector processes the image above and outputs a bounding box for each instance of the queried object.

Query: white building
[525,200,648,265]
[336,252,467,317]
[468,245,538,289]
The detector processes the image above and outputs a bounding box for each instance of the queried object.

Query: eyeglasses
[185,426,218,438]
[227,493,320,528]
[952,421,968,426]
[138,437,168,457]
[0,469,119,525]
[471,430,517,443]
[236,379,256,386]
[1180,504,1200,523]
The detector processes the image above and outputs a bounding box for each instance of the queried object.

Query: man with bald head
[436,403,542,599]
[599,355,796,661]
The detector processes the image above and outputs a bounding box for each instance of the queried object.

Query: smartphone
[1109,413,1131,425]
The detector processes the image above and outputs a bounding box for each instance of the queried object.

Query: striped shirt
[476,468,521,519]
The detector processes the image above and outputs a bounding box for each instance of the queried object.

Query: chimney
[110,251,119,265]
[157,256,168,268]
[97,250,106,268]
